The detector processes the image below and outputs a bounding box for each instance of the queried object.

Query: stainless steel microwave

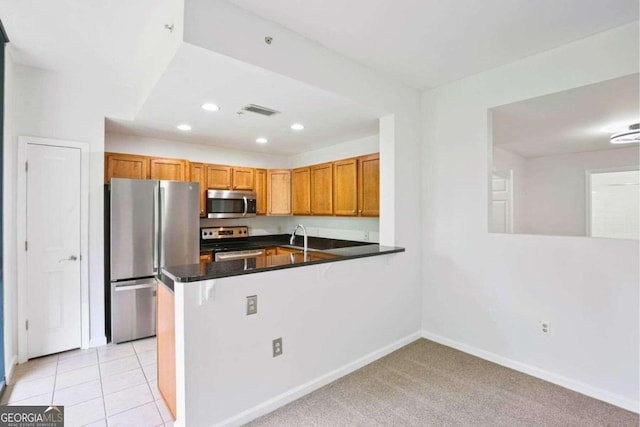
[206,190,257,218]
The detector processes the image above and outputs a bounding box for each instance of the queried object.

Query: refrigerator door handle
[243,196,248,217]
[153,183,160,274]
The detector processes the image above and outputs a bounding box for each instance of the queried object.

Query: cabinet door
[206,164,232,190]
[105,152,149,183]
[232,167,255,190]
[292,167,311,215]
[310,162,333,215]
[267,169,291,215]
[358,153,380,217]
[189,162,206,217]
[199,253,212,263]
[254,169,267,215]
[333,158,358,216]
[150,157,188,181]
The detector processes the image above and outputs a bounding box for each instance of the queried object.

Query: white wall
[105,132,287,169]
[523,147,639,236]
[3,46,17,379]
[287,134,378,168]
[175,255,416,426]
[4,62,136,359]
[422,21,639,411]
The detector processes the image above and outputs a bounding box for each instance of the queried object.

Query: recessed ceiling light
[201,103,220,112]
[177,124,192,131]
[290,123,305,131]
[256,137,268,144]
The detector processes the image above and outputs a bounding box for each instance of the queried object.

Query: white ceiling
[491,73,639,158]
[107,43,379,154]
[226,0,639,89]
[0,0,181,87]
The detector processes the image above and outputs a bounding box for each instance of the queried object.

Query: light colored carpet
[248,339,638,426]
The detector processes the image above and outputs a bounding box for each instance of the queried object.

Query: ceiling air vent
[242,104,280,117]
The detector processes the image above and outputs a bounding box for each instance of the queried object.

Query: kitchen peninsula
[156,236,404,426]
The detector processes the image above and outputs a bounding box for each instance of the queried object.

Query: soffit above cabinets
[109,43,379,155]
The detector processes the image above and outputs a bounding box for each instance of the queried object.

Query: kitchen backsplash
[199,216,379,243]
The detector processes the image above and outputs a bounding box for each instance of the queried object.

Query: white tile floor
[0,337,173,427]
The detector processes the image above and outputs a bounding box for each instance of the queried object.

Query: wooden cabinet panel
[267,170,291,215]
[150,157,188,181]
[255,169,267,215]
[292,167,311,215]
[264,247,276,256]
[232,167,255,190]
[189,162,206,217]
[199,253,212,263]
[206,164,232,190]
[310,163,333,215]
[358,153,380,217]
[105,152,149,183]
[157,283,176,420]
[333,158,358,216]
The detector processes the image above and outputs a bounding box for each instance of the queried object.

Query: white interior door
[26,143,82,358]
[490,170,513,233]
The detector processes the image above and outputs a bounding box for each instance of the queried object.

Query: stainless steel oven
[206,190,257,219]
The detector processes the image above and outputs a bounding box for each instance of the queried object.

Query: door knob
[59,255,78,263]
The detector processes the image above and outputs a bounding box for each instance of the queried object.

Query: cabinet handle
[352,209,356,214]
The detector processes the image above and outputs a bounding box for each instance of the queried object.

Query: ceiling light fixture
[256,137,268,144]
[610,123,640,144]
[177,124,192,131]
[201,103,220,112]
[290,123,304,131]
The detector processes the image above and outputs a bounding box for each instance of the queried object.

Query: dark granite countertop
[160,241,404,290]
[199,234,375,254]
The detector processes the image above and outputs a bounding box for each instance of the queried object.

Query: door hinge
[25,161,28,172]
[25,320,28,331]
[24,241,28,251]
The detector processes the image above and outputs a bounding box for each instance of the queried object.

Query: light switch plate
[273,338,283,357]
[246,295,257,315]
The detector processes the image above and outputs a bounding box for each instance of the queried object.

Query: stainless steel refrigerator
[106,178,199,343]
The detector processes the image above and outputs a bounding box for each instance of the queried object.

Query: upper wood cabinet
[206,164,232,190]
[292,167,311,215]
[333,158,358,216]
[189,162,206,217]
[267,169,291,215]
[105,152,149,183]
[149,157,188,181]
[310,163,333,215]
[358,153,379,217]
[232,167,255,191]
[255,169,267,215]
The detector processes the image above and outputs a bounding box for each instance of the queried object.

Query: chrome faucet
[290,224,308,258]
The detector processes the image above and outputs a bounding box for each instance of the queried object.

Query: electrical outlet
[540,321,550,334]
[246,295,257,315]
[272,338,283,357]
[363,231,370,241]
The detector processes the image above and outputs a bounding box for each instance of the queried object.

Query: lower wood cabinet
[199,253,212,263]
[267,170,291,215]
[157,283,176,421]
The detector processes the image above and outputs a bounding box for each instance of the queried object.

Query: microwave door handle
[243,196,248,217]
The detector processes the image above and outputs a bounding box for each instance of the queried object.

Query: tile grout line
[134,342,165,423]
[96,350,109,427]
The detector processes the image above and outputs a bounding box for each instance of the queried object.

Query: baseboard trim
[421,330,639,413]
[216,331,423,427]
[5,355,17,385]
[88,336,107,348]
